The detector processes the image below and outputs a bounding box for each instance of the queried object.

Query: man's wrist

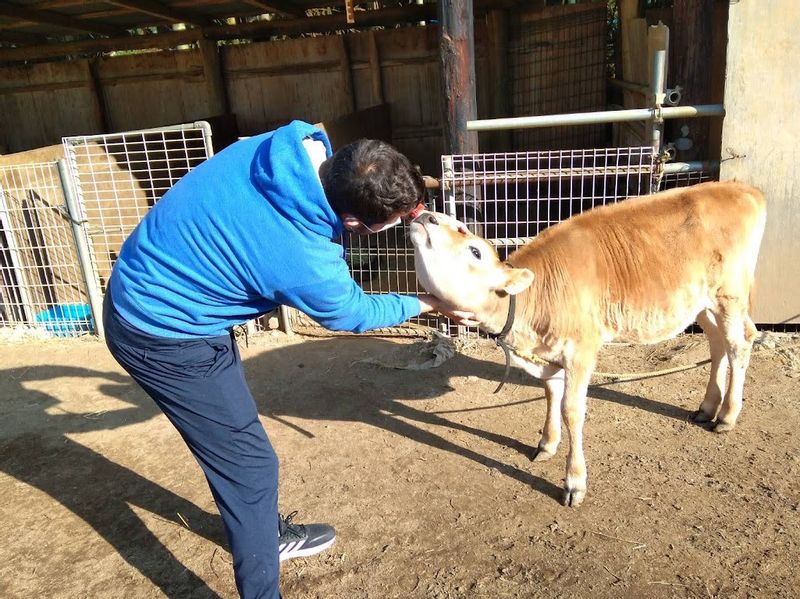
[416,293,437,314]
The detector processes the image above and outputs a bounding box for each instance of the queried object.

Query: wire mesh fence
[0,133,716,341]
[294,146,658,338]
[510,3,608,151]
[63,122,213,295]
[442,146,657,257]
[658,168,712,191]
[429,146,659,335]
[282,223,445,337]
[0,162,92,337]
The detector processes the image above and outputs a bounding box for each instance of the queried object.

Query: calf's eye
[469,246,482,260]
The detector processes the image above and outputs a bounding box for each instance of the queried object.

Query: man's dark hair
[322,139,425,226]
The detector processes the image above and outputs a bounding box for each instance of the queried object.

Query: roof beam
[0,29,49,45]
[104,0,216,26]
[0,1,123,35]
[0,28,199,63]
[242,0,306,19]
[208,3,436,38]
[0,3,457,64]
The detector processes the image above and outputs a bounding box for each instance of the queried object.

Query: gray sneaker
[278,511,336,562]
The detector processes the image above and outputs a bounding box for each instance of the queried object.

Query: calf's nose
[414,212,438,226]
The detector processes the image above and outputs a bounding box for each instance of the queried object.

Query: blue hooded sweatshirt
[109,120,421,338]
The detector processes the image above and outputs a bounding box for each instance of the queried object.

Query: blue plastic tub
[35,303,94,337]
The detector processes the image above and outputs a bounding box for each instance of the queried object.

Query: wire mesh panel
[658,169,713,191]
[0,162,92,337]
[63,122,213,294]
[284,222,445,336]
[510,3,608,151]
[442,147,658,258]
[293,147,658,337]
[434,146,657,336]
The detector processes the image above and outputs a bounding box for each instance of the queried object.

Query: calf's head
[409,211,534,314]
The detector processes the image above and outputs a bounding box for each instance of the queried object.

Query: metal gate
[0,162,92,338]
[289,145,665,338]
[442,147,657,253]
[62,122,214,337]
[0,122,213,339]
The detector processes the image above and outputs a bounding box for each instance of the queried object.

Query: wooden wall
[97,51,212,134]
[720,0,800,325]
[0,62,103,154]
[0,5,607,178]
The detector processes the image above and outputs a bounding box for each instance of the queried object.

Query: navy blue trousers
[103,294,281,599]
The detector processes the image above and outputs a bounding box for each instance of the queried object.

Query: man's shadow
[243,336,699,500]
[0,365,226,599]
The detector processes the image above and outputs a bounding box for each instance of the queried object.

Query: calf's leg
[532,372,565,462]
[561,355,595,507]
[694,309,729,422]
[713,301,757,433]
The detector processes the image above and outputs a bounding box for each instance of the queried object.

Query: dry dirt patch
[0,332,798,598]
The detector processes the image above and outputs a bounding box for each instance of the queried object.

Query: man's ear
[498,266,534,295]
[341,214,361,231]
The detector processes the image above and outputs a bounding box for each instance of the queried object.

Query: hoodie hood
[250,120,344,239]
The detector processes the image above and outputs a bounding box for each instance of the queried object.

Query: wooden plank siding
[223,35,355,135]
[96,51,213,133]
[0,5,607,179]
[0,61,103,154]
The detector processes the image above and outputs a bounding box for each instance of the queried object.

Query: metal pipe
[195,120,215,158]
[663,160,720,174]
[650,49,667,192]
[58,159,105,339]
[441,155,457,216]
[608,78,649,96]
[466,104,725,132]
[651,49,667,108]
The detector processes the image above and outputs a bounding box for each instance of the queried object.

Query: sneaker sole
[279,536,336,562]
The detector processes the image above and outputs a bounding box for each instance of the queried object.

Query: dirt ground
[1,329,799,599]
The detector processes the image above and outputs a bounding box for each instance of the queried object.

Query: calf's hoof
[531,446,556,462]
[562,488,586,508]
[713,421,735,433]
[693,409,714,423]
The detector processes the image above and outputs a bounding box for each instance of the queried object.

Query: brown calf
[410,181,767,507]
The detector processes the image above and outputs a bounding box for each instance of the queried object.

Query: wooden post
[670,0,714,162]
[198,38,228,116]
[367,30,384,106]
[344,0,355,24]
[85,58,110,133]
[487,9,511,152]
[338,35,356,114]
[438,0,478,155]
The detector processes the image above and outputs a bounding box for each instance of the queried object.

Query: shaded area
[0,365,224,598]
[0,336,704,596]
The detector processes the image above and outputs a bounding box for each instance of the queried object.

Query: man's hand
[417,294,481,327]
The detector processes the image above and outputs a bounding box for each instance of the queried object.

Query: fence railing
[0,161,93,337]
[0,122,214,339]
[0,134,709,341]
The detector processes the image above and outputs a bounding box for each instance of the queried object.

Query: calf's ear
[498,266,534,295]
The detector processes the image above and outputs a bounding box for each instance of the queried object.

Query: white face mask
[361,216,401,234]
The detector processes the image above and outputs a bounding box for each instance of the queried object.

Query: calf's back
[508,181,766,343]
